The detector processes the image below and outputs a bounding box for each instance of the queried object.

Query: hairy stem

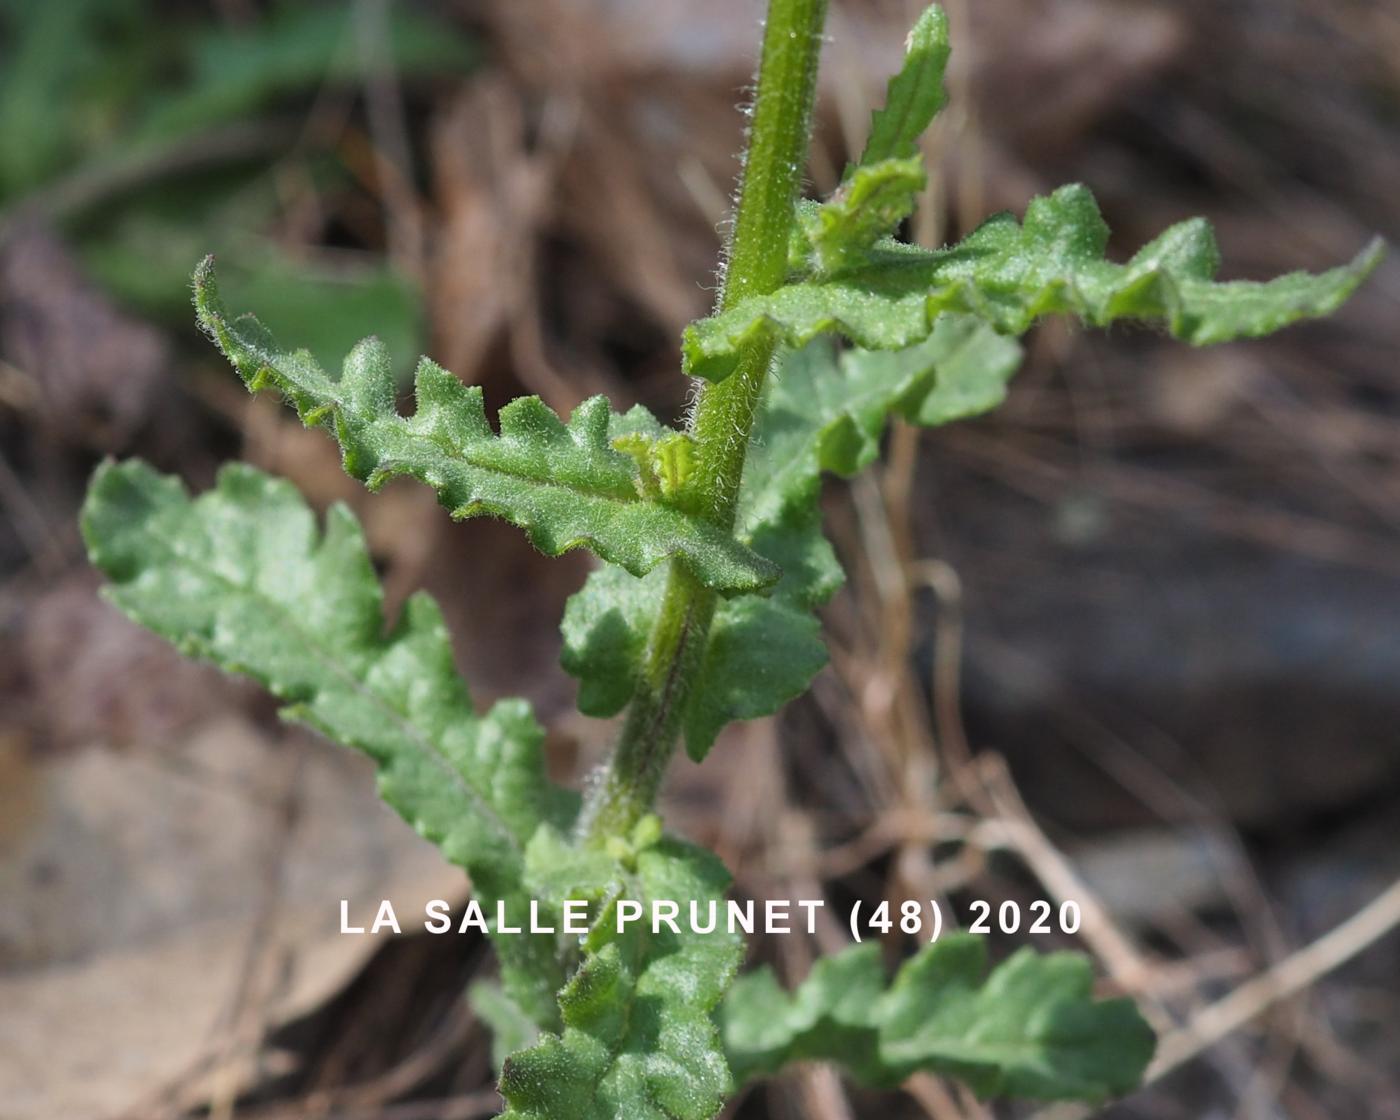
[581,0,828,844]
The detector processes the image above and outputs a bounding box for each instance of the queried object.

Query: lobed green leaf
[499,829,744,1120]
[790,4,946,276]
[81,459,572,1024]
[560,511,832,764]
[739,314,1022,535]
[722,935,1155,1101]
[193,258,778,596]
[857,4,951,167]
[797,157,927,276]
[684,185,1384,384]
[561,441,843,764]
[564,317,1017,759]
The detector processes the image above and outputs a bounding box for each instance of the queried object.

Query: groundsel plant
[82,2,1381,1115]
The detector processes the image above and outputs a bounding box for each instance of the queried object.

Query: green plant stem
[581,0,828,844]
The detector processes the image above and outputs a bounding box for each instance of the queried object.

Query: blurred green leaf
[2,0,479,377]
[0,0,153,197]
[137,3,477,142]
[0,0,476,200]
[83,217,423,378]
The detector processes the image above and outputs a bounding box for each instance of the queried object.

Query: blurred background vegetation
[1,2,1397,1119]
